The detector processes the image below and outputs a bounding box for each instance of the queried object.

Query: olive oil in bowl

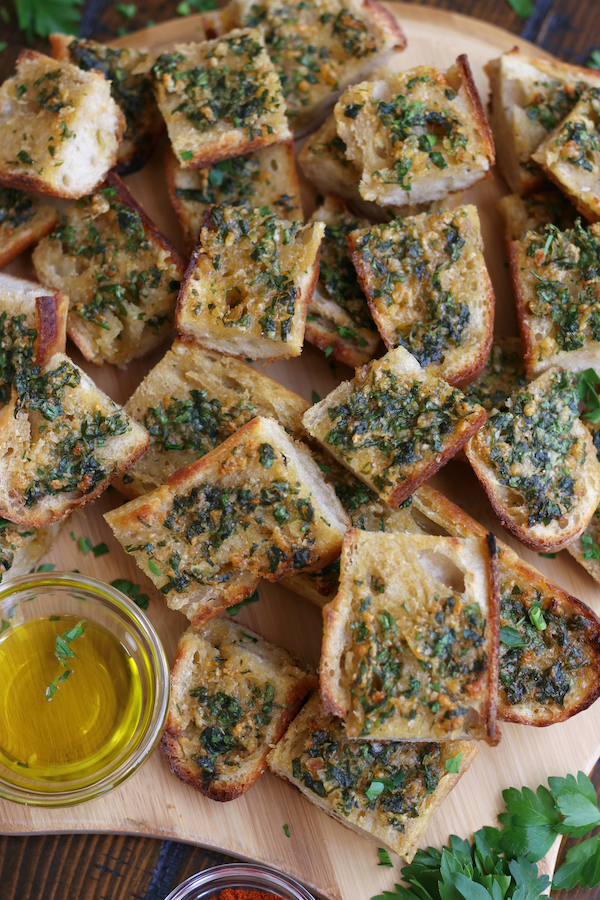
[0,614,142,782]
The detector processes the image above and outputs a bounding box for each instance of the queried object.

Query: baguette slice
[176,205,324,360]
[510,221,600,378]
[234,0,406,136]
[349,205,494,385]
[115,338,309,499]
[461,338,527,413]
[49,33,164,176]
[0,272,68,408]
[485,49,600,194]
[335,57,494,207]
[567,417,600,585]
[0,352,149,526]
[465,369,600,552]
[166,143,303,254]
[497,188,577,244]
[531,90,600,222]
[267,693,478,862]
[105,416,349,625]
[0,187,58,268]
[306,195,381,367]
[0,50,124,198]
[33,173,186,367]
[161,617,315,800]
[320,530,499,742]
[302,346,486,507]
[0,519,61,583]
[151,30,292,170]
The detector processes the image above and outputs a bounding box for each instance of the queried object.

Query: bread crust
[161,618,315,800]
[0,193,58,269]
[267,693,479,862]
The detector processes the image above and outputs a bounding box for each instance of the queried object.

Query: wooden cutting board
[1,7,599,900]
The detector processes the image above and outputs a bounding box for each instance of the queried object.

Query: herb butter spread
[0,186,37,236]
[165,618,313,799]
[176,204,323,359]
[238,0,395,124]
[34,184,183,366]
[498,189,577,243]
[0,311,37,406]
[151,30,291,166]
[462,340,527,413]
[334,63,493,205]
[351,206,491,381]
[303,346,485,506]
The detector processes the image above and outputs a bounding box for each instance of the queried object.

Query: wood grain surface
[1,2,600,900]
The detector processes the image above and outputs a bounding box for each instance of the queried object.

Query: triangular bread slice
[267,692,478,862]
[161,617,315,800]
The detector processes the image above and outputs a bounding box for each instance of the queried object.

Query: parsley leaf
[227,590,260,615]
[549,772,600,836]
[578,369,600,424]
[505,0,534,17]
[587,50,600,70]
[378,848,393,867]
[311,390,321,404]
[553,836,600,889]
[148,560,161,576]
[45,618,85,700]
[500,626,528,648]
[283,823,290,838]
[71,533,109,558]
[14,0,82,42]
[110,579,150,610]
[445,751,462,774]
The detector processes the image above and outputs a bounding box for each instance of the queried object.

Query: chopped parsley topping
[0,311,38,405]
[318,208,376,333]
[0,186,37,233]
[462,342,528,412]
[143,389,256,455]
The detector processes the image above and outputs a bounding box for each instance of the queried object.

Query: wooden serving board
[1,7,599,900]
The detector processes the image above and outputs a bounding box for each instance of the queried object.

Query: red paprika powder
[214,891,286,900]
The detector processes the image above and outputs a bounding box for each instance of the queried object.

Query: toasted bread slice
[461,338,527,413]
[391,485,600,726]
[510,221,600,378]
[297,116,387,220]
[175,205,324,360]
[0,273,68,408]
[320,530,499,742]
[349,206,494,385]
[105,416,349,625]
[115,338,309,499]
[306,195,381,367]
[151,30,292,170]
[302,346,486,507]
[567,417,600,584]
[234,0,405,136]
[166,143,303,254]
[465,369,600,552]
[531,90,600,222]
[0,50,124,199]
[49,33,163,176]
[334,57,494,207]
[32,173,186,367]
[0,352,148,527]
[0,519,61,583]
[0,187,58,268]
[497,188,577,244]
[485,49,600,194]
[161,617,315,800]
[268,692,478,862]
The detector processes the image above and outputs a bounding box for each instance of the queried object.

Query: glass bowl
[0,571,169,806]
[164,863,317,900]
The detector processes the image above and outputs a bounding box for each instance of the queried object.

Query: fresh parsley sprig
[13,0,82,43]
[577,369,600,424]
[45,619,85,700]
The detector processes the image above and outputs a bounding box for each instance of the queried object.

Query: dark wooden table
[1,0,600,898]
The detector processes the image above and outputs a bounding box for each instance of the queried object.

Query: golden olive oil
[0,615,142,782]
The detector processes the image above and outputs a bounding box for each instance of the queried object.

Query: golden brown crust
[510,240,538,378]
[35,292,69,365]
[456,54,495,166]
[363,0,407,49]
[0,204,58,269]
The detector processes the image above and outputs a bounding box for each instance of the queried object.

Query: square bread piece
[334,56,494,207]
[151,29,292,170]
[531,90,600,222]
[165,143,303,254]
[465,368,600,552]
[497,188,577,244]
[485,49,600,195]
[461,338,527,413]
[50,34,164,177]
[302,346,486,507]
[510,221,600,377]
[297,116,386,220]
[0,352,149,527]
[235,0,406,135]
[33,174,186,367]
[0,519,61,584]
[0,50,124,199]
[161,617,316,800]
[268,692,478,862]
[104,416,349,625]
[320,530,499,742]
[349,205,494,385]
[306,195,381,367]
[116,338,309,499]
[0,186,58,268]
[176,205,324,360]
[0,272,68,408]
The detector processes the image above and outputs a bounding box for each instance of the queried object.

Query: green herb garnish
[45,618,85,700]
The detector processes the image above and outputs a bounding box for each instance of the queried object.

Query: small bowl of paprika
[163,862,316,900]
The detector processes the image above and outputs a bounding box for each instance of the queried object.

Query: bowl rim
[0,570,170,807]
[163,862,317,900]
